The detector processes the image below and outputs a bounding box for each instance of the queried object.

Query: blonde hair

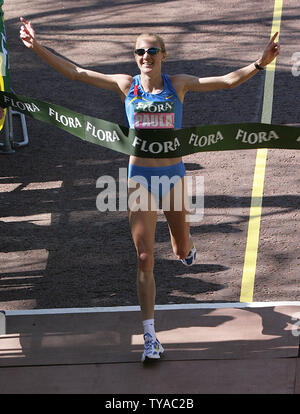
[135,33,166,53]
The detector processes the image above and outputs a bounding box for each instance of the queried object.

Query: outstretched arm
[174,32,280,99]
[19,17,132,99]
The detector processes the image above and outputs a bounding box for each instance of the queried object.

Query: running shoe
[181,244,196,266]
[141,333,164,362]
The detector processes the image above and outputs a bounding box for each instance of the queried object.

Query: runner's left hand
[260,32,280,67]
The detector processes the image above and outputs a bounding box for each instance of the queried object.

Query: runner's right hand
[19,17,36,49]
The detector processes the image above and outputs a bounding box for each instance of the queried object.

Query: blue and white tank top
[124,74,183,129]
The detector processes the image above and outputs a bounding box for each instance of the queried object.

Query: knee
[137,251,154,272]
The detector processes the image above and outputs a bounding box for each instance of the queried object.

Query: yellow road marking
[240,0,283,302]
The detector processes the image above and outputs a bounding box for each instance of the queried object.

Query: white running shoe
[181,244,197,266]
[141,333,164,362]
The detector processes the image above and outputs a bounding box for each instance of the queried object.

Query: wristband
[254,62,264,70]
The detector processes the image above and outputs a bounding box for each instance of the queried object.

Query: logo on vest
[134,101,174,129]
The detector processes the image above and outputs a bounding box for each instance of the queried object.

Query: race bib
[134,101,174,129]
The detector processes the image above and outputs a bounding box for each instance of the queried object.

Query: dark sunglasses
[134,47,161,56]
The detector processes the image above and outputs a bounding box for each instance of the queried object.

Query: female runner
[19,17,280,362]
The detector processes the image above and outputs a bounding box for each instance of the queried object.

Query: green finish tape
[1,91,299,157]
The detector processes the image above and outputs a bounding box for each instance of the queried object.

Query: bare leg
[163,176,194,260]
[128,179,158,320]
